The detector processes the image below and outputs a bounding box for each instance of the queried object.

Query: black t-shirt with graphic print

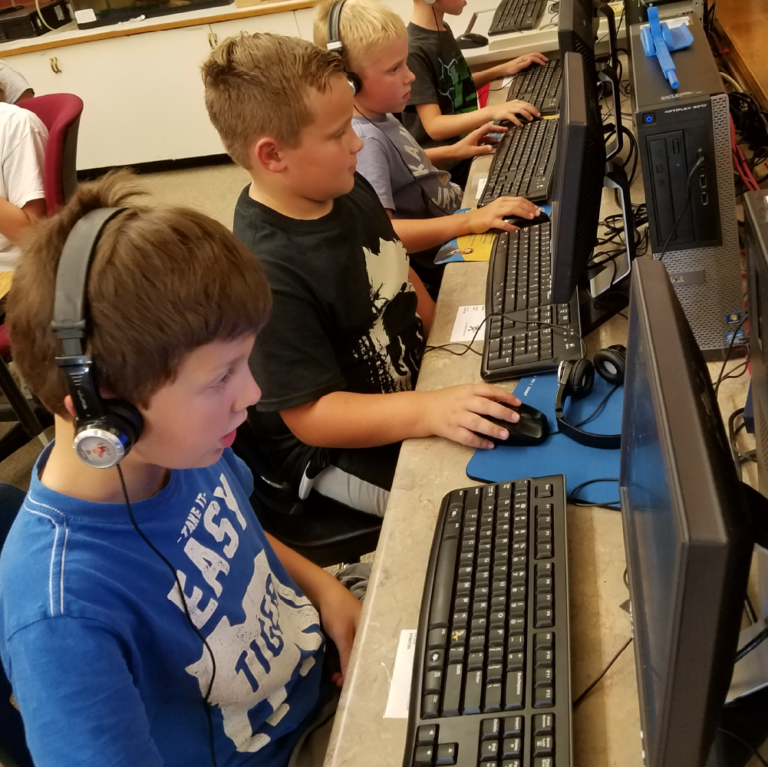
[233,174,425,495]
[404,22,479,152]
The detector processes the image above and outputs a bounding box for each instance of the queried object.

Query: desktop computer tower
[630,13,743,359]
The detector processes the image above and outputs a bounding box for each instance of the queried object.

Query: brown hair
[313,0,407,75]
[202,32,346,169]
[7,170,272,417]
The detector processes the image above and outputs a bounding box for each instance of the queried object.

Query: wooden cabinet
[4,9,302,168]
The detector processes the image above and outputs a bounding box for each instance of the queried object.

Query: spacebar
[428,537,459,629]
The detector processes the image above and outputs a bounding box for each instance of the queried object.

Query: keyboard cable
[572,636,633,708]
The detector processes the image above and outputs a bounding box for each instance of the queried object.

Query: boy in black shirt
[202,33,522,517]
[405,0,548,187]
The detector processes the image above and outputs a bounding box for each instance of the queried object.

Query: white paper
[476,177,488,200]
[502,75,515,87]
[384,629,417,719]
[74,8,97,22]
[451,305,486,343]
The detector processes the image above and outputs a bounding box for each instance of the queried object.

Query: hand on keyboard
[498,51,549,77]
[422,384,522,450]
[467,196,540,234]
[450,122,509,160]
[484,99,540,127]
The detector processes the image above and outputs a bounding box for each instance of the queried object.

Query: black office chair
[232,424,382,568]
[0,482,33,767]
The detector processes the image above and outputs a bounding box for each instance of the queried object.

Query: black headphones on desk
[554,345,626,450]
[51,208,144,469]
[326,0,363,95]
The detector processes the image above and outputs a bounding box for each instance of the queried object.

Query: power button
[643,113,656,124]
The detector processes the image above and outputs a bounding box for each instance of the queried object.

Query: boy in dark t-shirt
[405,0,548,186]
[203,33,525,517]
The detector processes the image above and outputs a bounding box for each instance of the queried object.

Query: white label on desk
[476,177,487,201]
[74,8,97,22]
[451,305,486,344]
[502,76,514,87]
[384,629,417,719]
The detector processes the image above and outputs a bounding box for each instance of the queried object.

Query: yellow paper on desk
[435,231,496,263]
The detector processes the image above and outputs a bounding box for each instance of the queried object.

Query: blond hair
[313,0,407,75]
[8,170,272,417]
[202,33,346,169]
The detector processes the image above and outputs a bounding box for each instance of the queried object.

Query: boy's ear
[63,395,77,419]
[251,137,289,173]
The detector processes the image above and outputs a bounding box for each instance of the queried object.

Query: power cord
[118,465,219,767]
[572,636,633,707]
[717,727,768,767]
[735,626,768,664]
[567,478,620,511]
[658,152,706,261]
[713,315,749,398]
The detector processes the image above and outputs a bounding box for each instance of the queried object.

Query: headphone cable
[117,465,219,767]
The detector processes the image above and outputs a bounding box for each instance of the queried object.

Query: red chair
[18,93,83,214]
[0,95,83,460]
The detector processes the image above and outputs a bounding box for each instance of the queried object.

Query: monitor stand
[578,162,637,337]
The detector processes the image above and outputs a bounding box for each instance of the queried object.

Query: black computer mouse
[456,32,488,49]
[480,403,550,447]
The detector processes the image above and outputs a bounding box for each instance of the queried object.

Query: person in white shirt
[0,61,33,104]
[0,100,47,271]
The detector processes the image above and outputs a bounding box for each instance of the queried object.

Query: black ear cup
[594,344,627,385]
[569,359,595,399]
[103,400,144,448]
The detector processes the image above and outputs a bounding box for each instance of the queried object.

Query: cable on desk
[572,635,633,708]
[423,312,587,358]
[572,385,620,428]
[713,315,749,398]
[734,626,768,664]
[567,478,620,511]
[716,727,768,767]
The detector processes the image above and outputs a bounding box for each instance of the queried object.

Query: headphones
[51,208,144,469]
[326,0,362,95]
[554,345,626,450]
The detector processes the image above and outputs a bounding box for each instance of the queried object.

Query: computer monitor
[620,258,753,767]
[549,51,606,304]
[558,0,598,88]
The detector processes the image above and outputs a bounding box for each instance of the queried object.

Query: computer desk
[322,78,756,767]
[457,0,626,68]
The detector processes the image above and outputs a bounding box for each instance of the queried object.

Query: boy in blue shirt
[202,34,523,519]
[0,171,363,766]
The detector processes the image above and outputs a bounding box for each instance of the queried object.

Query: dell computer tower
[631,13,743,359]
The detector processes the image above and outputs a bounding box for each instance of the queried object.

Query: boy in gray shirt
[314,0,540,293]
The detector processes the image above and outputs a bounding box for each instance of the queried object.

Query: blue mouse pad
[466,372,623,505]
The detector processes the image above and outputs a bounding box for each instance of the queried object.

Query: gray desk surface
[322,72,754,767]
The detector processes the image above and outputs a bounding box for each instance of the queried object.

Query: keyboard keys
[410,478,567,767]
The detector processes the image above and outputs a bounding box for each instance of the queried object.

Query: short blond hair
[202,33,346,169]
[313,0,407,75]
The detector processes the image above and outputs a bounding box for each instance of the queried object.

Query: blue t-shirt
[0,447,327,767]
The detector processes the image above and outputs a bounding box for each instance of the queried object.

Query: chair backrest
[0,483,32,767]
[18,94,83,215]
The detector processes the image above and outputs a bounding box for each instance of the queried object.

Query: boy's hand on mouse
[498,52,549,77]
[485,100,540,127]
[423,384,521,449]
[452,123,508,159]
[466,197,540,234]
[317,580,363,688]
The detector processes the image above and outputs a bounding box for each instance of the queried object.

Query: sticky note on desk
[384,629,417,719]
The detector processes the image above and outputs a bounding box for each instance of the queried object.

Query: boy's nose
[405,67,416,85]
[351,131,364,154]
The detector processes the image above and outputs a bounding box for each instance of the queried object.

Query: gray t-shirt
[352,113,463,220]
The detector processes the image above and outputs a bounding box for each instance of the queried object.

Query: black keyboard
[403,476,571,767]
[507,59,562,116]
[488,0,546,35]
[481,223,582,382]
[479,119,558,205]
